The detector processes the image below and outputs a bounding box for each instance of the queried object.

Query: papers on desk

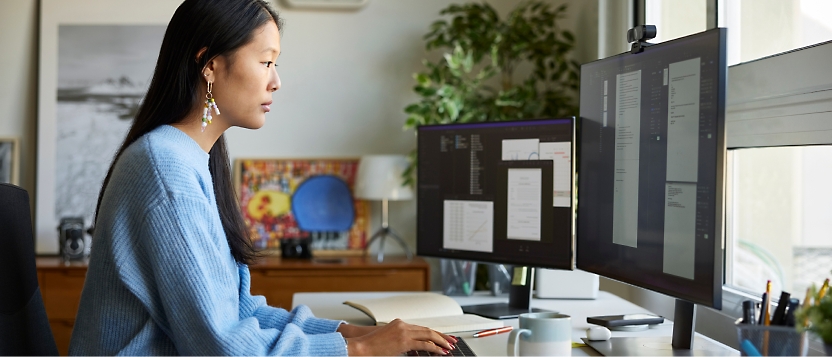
[343,293,504,333]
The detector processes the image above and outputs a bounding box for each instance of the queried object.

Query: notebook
[343,293,503,333]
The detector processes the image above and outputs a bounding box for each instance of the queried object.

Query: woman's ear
[195,47,215,82]
[202,65,215,83]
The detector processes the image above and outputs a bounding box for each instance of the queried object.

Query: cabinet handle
[262,270,395,277]
[62,270,87,277]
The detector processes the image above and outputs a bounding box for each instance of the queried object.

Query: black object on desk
[783,298,799,326]
[741,300,757,325]
[281,238,312,259]
[770,291,791,326]
[587,313,664,328]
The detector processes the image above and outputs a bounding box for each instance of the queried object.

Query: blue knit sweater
[69,125,347,356]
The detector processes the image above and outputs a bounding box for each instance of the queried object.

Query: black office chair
[0,183,59,355]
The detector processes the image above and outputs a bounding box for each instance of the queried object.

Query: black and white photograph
[54,25,165,227]
[0,137,18,185]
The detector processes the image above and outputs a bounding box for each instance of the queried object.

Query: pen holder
[735,322,808,356]
[441,259,476,296]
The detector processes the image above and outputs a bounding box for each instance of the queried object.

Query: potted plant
[401,0,580,185]
[796,277,832,354]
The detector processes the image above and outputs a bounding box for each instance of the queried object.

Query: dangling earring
[202,81,220,132]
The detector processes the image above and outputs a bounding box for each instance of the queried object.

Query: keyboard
[406,337,476,356]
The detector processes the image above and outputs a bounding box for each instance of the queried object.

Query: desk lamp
[354,155,413,262]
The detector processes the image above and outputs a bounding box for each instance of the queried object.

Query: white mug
[507,312,572,356]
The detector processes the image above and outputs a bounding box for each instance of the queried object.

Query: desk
[292,291,738,356]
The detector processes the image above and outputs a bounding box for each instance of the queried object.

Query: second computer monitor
[416,118,574,270]
[577,28,727,353]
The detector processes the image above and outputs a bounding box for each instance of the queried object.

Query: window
[727,146,832,298]
[719,0,832,65]
[647,0,832,65]
[646,0,707,44]
[645,0,832,307]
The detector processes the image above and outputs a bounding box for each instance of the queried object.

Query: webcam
[628,25,657,54]
[627,25,657,43]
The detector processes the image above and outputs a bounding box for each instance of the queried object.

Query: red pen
[472,326,513,338]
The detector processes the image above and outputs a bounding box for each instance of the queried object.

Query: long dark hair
[95,0,282,265]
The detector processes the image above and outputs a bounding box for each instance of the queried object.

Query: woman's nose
[270,72,281,92]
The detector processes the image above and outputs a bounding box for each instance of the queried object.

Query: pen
[741,300,757,325]
[757,293,767,325]
[472,326,513,338]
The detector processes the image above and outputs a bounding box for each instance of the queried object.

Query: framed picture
[0,137,20,185]
[36,0,179,254]
[234,158,369,256]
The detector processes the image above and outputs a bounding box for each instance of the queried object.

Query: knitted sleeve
[237,265,345,334]
[134,195,347,356]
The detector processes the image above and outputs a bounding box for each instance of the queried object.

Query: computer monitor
[417,118,575,319]
[577,28,727,354]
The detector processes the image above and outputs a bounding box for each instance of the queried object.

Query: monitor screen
[577,29,726,309]
[417,118,574,270]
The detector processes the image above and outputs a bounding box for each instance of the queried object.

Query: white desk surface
[292,291,736,356]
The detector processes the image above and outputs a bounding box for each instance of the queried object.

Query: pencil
[802,286,813,328]
[764,280,772,326]
[817,278,830,305]
[763,280,771,356]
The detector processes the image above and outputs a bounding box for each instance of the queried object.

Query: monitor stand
[583,299,737,356]
[461,266,554,320]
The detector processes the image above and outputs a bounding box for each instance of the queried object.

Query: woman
[68,0,455,355]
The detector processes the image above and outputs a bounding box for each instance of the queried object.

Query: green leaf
[404,0,577,154]
[414,86,437,97]
[440,98,459,120]
[444,52,459,70]
[415,73,432,87]
[404,103,421,113]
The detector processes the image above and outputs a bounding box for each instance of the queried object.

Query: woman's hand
[344,319,457,356]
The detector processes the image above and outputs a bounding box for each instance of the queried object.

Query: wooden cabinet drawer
[250,269,426,308]
[50,319,74,356]
[42,270,86,320]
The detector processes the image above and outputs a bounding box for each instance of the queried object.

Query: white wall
[0,0,38,198]
[1,0,596,290]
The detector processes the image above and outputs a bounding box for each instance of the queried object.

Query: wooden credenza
[36,255,430,355]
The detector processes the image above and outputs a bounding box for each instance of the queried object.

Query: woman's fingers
[401,322,454,350]
[413,340,449,356]
[440,332,458,345]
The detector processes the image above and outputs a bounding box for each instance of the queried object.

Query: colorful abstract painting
[235,158,368,253]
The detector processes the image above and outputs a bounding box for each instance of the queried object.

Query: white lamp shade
[354,155,413,200]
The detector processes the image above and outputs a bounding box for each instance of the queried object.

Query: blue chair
[291,175,355,251]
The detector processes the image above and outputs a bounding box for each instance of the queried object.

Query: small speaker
[58,217,87,261]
